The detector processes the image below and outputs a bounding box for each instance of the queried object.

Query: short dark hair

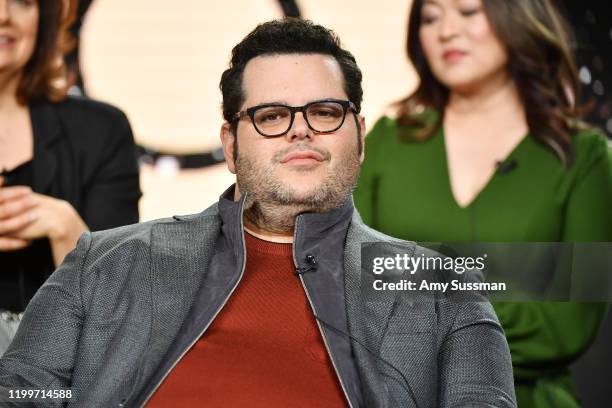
[17,0,76,104]
[220,18,363,133]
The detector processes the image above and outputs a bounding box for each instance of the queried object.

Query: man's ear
[220,123,237,174]
[358,115,366,164]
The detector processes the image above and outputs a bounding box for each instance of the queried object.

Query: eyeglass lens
[253,101,345,136]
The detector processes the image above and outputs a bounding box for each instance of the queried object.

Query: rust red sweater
[147,232,347,407]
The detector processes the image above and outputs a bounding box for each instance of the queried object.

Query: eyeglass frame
[231,98,359,137]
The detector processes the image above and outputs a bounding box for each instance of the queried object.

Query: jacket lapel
[344,213,398,408]
[136,210,222,391]
[30,102,60,195]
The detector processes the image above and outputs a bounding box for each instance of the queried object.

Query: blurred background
[72,0,612,221]
[71,0,610,405]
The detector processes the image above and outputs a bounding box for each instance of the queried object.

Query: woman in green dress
[354,0,612,406]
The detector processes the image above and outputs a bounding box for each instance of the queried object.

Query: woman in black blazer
[0,1,140,352]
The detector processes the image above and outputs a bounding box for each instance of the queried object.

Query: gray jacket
[0,189,515,407]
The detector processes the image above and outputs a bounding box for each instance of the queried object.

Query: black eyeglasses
[232,99,357,137]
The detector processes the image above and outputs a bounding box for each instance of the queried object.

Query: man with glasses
[0,19,515,407]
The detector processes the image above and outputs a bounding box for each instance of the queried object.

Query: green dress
[354,116,612,407]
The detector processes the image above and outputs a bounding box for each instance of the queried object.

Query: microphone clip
[295,254,318,276]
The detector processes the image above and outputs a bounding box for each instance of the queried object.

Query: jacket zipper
[139,198,249,407]
[292,218,355,408]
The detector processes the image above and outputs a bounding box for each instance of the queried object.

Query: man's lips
[280,151,325,164]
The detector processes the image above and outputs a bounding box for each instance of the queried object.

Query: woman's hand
[0,179,36,251]
[0,177,88,266]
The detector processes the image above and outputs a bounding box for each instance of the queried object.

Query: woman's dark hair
[398,0,584,165]
[17,0,76,104]
[219,18,363,134]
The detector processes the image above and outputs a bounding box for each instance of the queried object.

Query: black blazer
[1,96,141,310]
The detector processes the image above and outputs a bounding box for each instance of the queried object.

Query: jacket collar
[217,183,355,245]
[217,184,248,254]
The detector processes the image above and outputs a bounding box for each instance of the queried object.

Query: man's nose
[286,111,312,141]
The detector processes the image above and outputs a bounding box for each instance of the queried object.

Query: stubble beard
[235,143,360,234]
